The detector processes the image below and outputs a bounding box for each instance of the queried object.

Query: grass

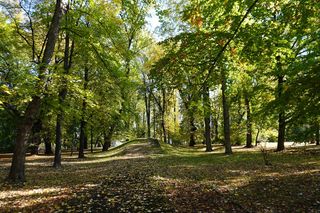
[0,140,319,212]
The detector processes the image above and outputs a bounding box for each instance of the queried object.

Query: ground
[0,140,320,212]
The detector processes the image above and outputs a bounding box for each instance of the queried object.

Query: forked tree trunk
[54,6,74,167]
[8,0,62,183]
[221,71,232,154]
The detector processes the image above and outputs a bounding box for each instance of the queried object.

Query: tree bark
[44,128,53,155]
[221,71,232,154]
[277,112,286,151]
[189,115,196,147]
[30,119,42,155]
[161,89,167,143]
[213,116,219,142]
[79,66,89,158]
[53,113,63,167]
[78,118,86,158]
[203,84,212,152]
[102,126,114,151]
[316,122,320,146]
[144,81,151,139]
[276,57,286,151]
[8,0,62,183]
[255,128,260,146]
[54,6,74,167]
[244,91,253,148]
[90,126,94,153]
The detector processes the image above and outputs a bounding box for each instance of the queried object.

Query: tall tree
[7,0,62,183]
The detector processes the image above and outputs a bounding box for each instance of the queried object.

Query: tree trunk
[54,5,74,167]
[90,126,94,153]
[84,134,88,150]
[8,98,40,183]
[276,72,286,151]
[53,113,63,167]
[203,84,212,152]
[78,66,89,158]
[78,118,86,158]
[44,129,53,155]
[153,99,156,138]
[145,84,151,139]
[277,112,286,151]
[7,0,62,183]
[102,127,114,151]
[255,128,260,146]
[161,89,167,143]
[189,115,196,147]
[30,119,42,155]
[316,122,320,145]
[221,71,232,154]
[244,91,253,148]
[211,114,219,142]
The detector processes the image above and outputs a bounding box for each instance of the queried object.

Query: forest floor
[0,140,320,212]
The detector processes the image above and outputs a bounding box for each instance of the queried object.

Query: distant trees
[152,0,319,152]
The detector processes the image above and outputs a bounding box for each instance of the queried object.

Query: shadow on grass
[0,142,319,212]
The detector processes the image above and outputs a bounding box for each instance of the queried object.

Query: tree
[2,0,62,183]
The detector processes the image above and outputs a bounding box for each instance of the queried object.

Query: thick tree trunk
[44,129,53,155]
[8,98,40,183]
[102,127,114,151]
[8,0,62,183]
[30,119,42,155]
[221,71,232,154]
[244,92,253,148]
[203,85,212,152]
[84,134,88,150]
[277,113,286,151]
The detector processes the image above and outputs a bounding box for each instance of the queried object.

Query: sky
[145,8,162,41]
